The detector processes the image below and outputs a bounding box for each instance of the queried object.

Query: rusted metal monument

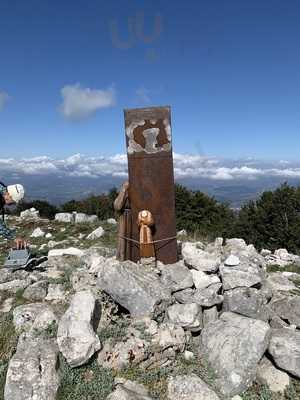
[118,105,178,265]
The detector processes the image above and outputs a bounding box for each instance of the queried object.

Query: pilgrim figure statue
[114,181,132,261]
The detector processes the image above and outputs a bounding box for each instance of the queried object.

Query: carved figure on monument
[138,210,155,258]
[114,181,132,261]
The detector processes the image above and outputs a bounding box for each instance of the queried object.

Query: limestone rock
[13,303,54,333]
[20,207,40,220]
[225,255,240,266]
[30,227,45,238]
[224,238,247,251]
[261,249,272,257]
[274,248,295,262]
[107,379,154,400]
[167,374,220,400]
[74,212,98,224]
[191,270,220,290]
[268,294,300,327]
[0,278,31,294]
[182,242,221,272]
[107,218,117,225]
[45,284,67,302]
[266,273,297,292]
[269,316,289,329]
[257,357,290,393]
[98,335,149,370]
[268,328,300,378]
[57,290,101,367]
[31,308,58,333]
[166,303,202,332]
[48,247,84,257]
[0,297,14,314]
[4,334,59,400]
[219,264,263,290]
[152,323,187,352]
[203,306,218,327]
[23,280,48,301]
[71,269,96,291]
[265,249,300,268]
[174,288,195,304]
[86,226,105,240]
[97,259,172,317]
[193,283,223,307]
[54,212,74,223]
[159,261,194,292]
[223,287,269,321]
[184,350,195,361]
[200,312,271,396]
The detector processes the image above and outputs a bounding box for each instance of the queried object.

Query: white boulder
[107,218,117,225]
[224,255,240,266]
[48,247,84,257]
[74,212,98,224]
[87,226,105,240]
[54,213,74,223]
[57,290,101,367]
[182,242,221,272]
[30,227,45,238]
[20,207,40,220]
[191,270,220,289]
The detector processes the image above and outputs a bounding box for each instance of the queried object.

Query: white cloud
[60,84,116,120]
[0,91,10,111]
[1,153,300,181]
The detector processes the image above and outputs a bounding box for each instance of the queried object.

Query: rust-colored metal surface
[124,106,178,264]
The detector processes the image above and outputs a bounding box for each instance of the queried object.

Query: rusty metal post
[124,106,178,264]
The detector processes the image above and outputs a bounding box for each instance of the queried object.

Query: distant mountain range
[2,154,300,208]
[4,172,300,209]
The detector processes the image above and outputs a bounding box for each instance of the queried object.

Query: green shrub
[175,184,235,239]
[15,200,59,219]
[234,183,300,253]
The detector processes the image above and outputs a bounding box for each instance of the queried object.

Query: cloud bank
[0,153,300,181]
[60,84,116,120]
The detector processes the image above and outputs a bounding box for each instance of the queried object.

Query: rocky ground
[0,209,300,400]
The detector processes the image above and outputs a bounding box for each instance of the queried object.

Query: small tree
[234,183,300,253]
[15,200,59,219]
[175,184,235,239]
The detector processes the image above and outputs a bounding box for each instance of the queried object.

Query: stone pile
[20,207,40,220]
[1,234,300,399]
[54,212,98,224]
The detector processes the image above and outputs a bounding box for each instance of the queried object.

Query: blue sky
[0,0,300,160]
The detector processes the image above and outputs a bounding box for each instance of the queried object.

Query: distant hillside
[4,171,300,207]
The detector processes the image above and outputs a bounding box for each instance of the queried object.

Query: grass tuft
[0,313,18,400]
[56,355,114,400]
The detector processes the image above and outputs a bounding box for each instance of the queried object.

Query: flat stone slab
[167,374,220,400]
[57,290,101,367]
[268,294,300,327]
[97,259,172,317]
[4,333,59,400]
[200,312,270,397]
[268,328,300,378]
[219,264,263,290]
